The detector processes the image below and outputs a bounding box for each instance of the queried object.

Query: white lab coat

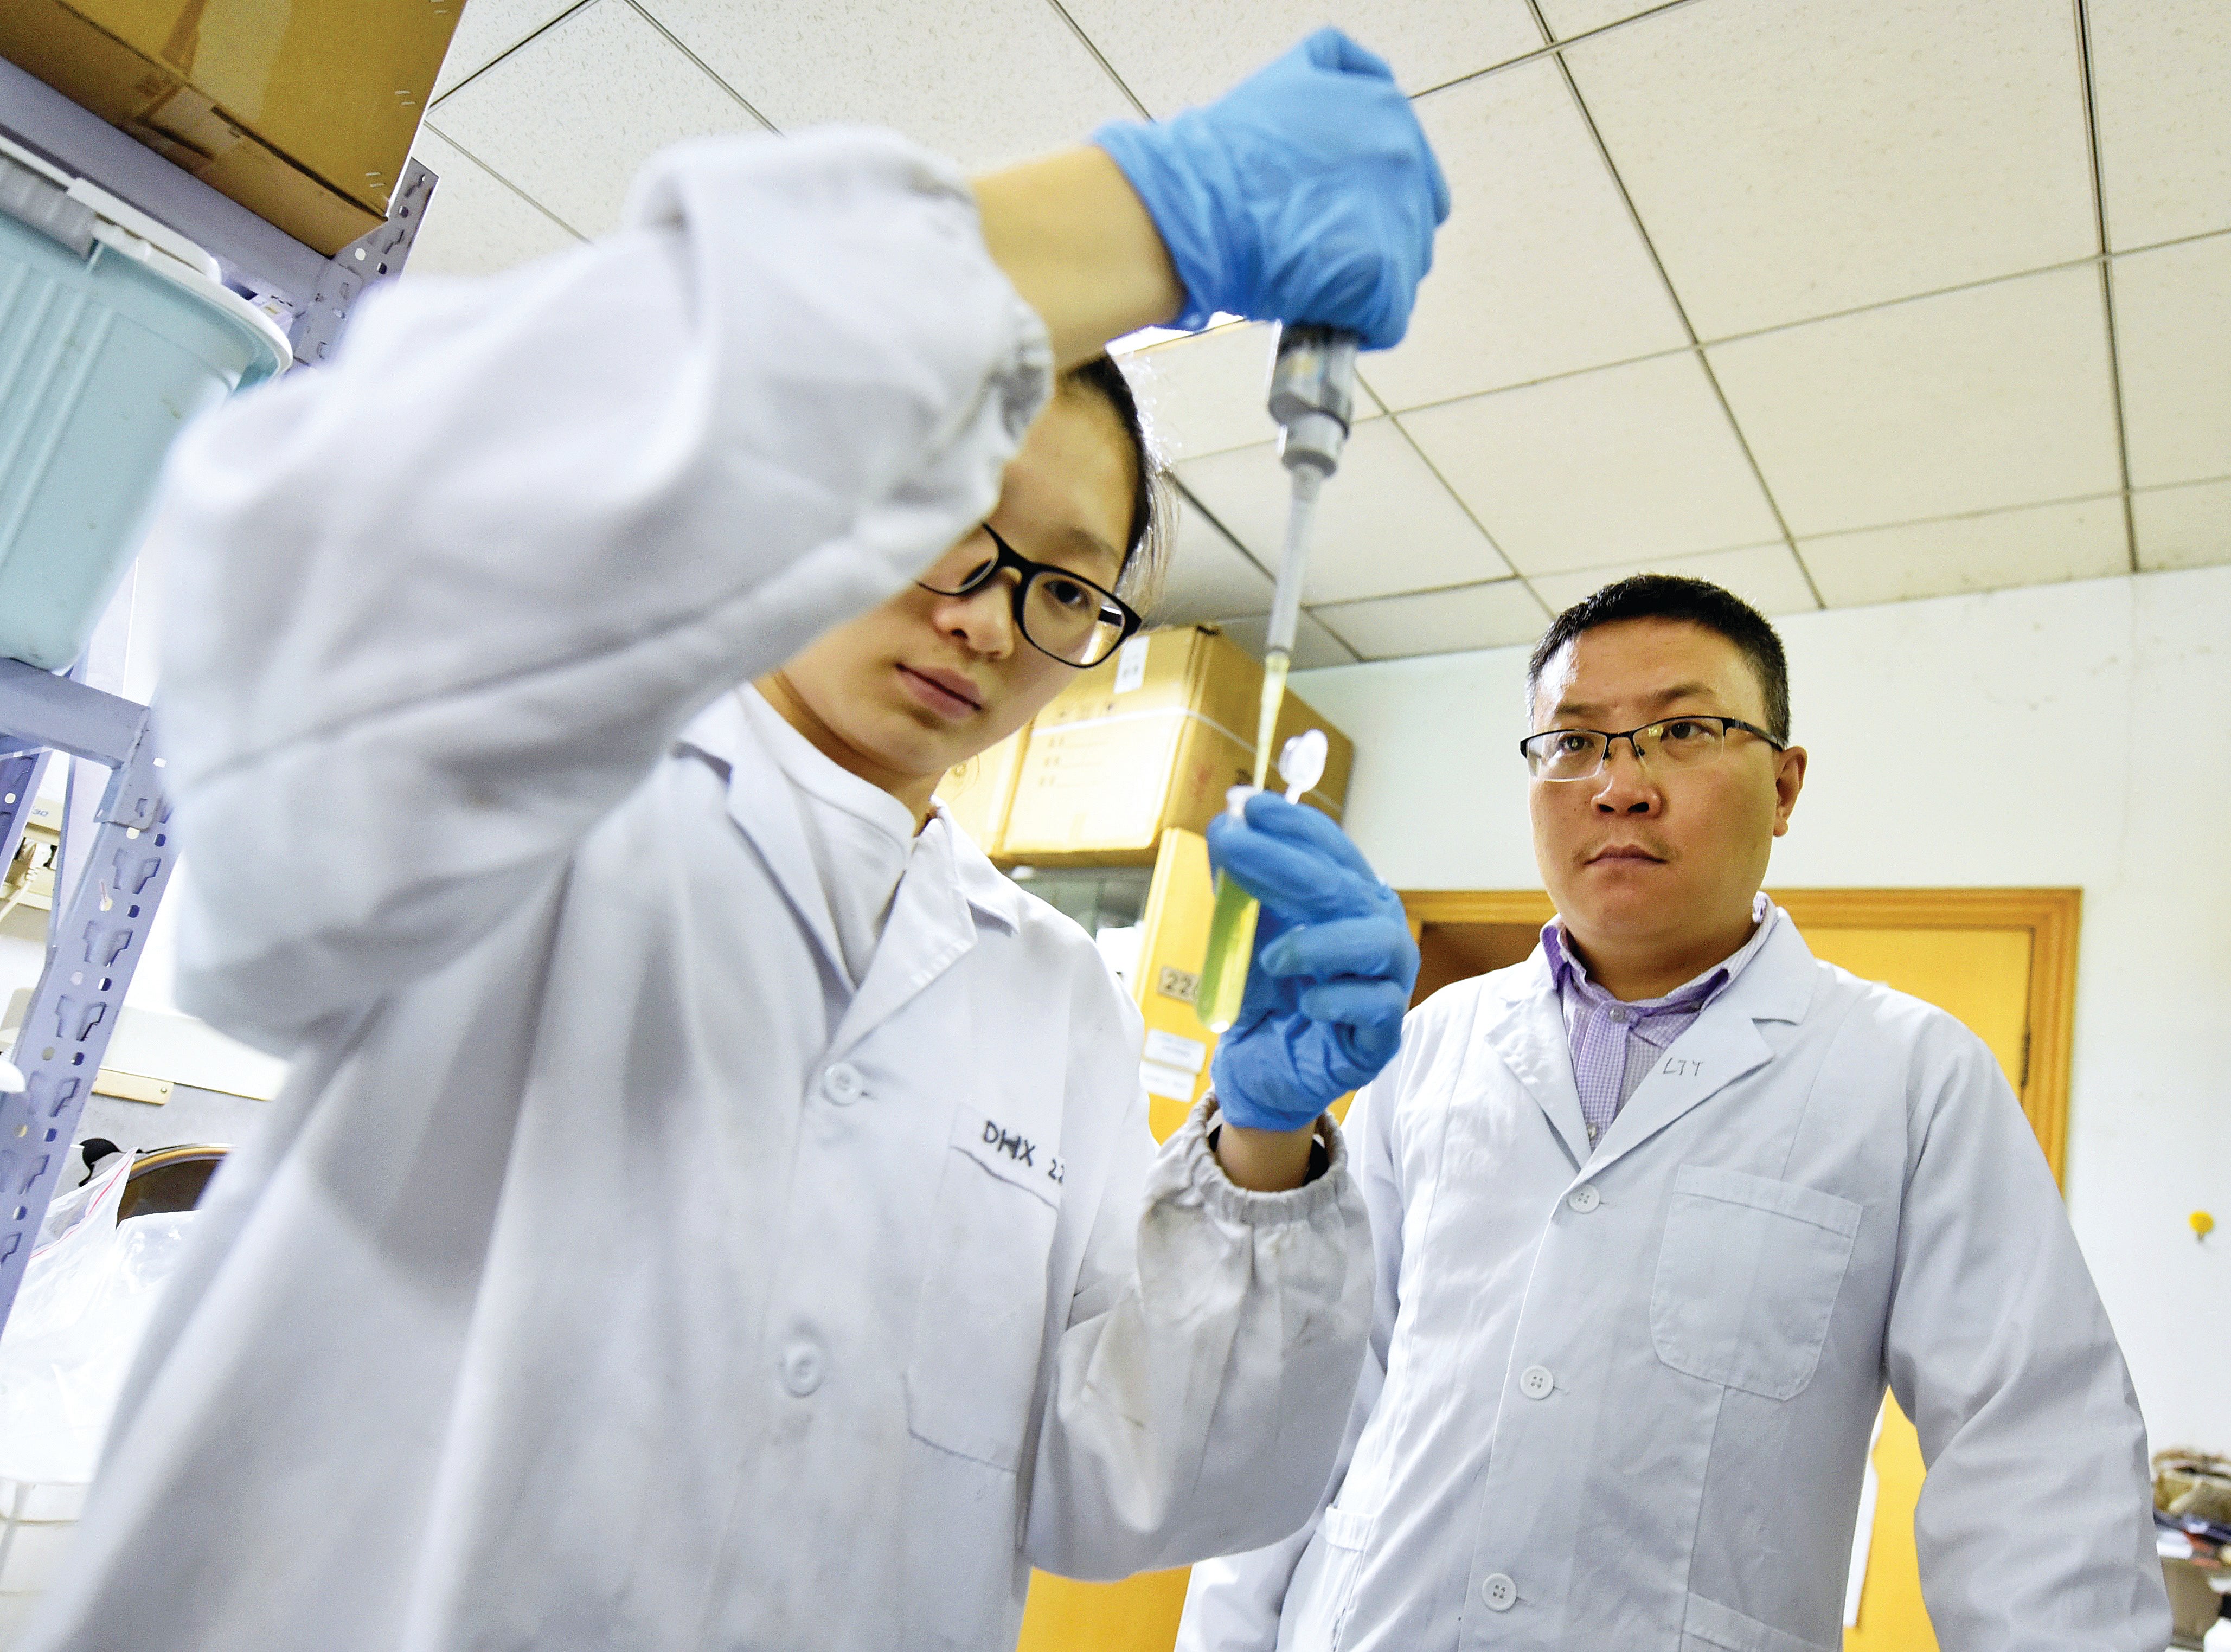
[1178,912,2171,1652]
[24,130,1371,1652]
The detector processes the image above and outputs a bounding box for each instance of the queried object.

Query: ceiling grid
[1378,407,1550,632]
[415,125,588,245]
[1408,0,1711,100]
[396,0,2230,661]
[2070,0,2140,575]
[619,0,781,133]
[1037,0,1152,119]
[431,0,599,106]
[1520,0,1824,612]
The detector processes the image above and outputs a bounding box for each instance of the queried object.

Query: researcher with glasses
[29,31,1440,1652]
[1181,575,2168,1652]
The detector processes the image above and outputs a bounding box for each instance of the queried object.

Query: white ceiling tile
[1536,0,1661,37]
[1123,321,1388,462]
[1361,60,1689,410]
[1210,611,1358,671]
[1530,543,1819,618]
[2088,0,2231,248]
[1061,1,1541,117]
[432,0,581,101]
[1798,497,2129,607]
[1151,497,1275,626]
[1175,422,1511,606]
[1707,265,2120,535]
[429,0,766,236]
[1401,350,1780,574]
[1125,322,1283,462]
[651,0,1132,171]
[1311,579,1550,660]
[2113,235,2231,490]
[2132,478,2231,573]
[404,128,582,278]
[1565,0,2098,338]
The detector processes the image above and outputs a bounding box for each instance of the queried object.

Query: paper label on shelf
[1143,1029,1207,1074]
[1139,1059,1198,1102]
[1113,636,1150,695]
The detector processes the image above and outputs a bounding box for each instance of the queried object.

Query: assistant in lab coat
[24,33,1444,1652]
[1179,575,2171,1652]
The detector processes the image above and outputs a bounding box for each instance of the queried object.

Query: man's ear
[1771,745,1808,838]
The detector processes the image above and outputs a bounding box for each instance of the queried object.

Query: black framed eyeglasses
[1519,715,1786,781]
[916,524,1143,668]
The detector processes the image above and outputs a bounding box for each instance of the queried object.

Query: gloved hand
[1206,792,1420,1133]
[1092,28,1450,349]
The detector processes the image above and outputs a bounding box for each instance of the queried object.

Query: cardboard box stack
[997,625,1354,864]
[1,0,459,254]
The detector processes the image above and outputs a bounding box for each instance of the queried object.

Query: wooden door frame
[1397,887,2081,1184]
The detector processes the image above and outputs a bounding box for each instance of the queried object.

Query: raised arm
[159,130,1174,1050]
[1882,1023,2171,1650]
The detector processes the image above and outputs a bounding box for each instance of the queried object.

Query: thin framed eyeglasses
[1518,715,1786,781]
[916,524,1143,668]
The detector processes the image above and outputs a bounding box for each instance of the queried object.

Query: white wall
[1293,563,2231,1452]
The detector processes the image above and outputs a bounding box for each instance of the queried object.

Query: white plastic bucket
[0,134,291,671]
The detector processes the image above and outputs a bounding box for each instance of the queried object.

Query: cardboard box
[1001,626,1354,864]
[1,0,458,254]
[933,725,1028,855]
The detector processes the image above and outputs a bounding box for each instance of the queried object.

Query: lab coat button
[1567,1185,1601,1213]
[780,1342,824,1397]
[822,1063,865,1105]
[1520,1364,1554,1400]
[1482,1573,1517,1611]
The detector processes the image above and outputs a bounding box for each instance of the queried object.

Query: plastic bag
[0,1158,197,1488]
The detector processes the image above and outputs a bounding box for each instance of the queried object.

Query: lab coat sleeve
[1023,1094,1374,1581]
[1172,1072,1406,1651]
[152,128,1051,1050]
[1881,1019,2172,1651]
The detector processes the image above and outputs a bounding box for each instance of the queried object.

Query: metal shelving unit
[0,55,437,1331]
[0,54,435,360]
[0,663,172,1322]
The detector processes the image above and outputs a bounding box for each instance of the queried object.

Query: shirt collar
[672,688,1022,936]
[737,686,919,844]
[1542,891,1781,1015]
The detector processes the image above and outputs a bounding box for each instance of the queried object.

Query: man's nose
[1591,740,1661,815]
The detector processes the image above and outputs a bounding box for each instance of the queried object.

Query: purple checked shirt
[1542,892,1782,1149]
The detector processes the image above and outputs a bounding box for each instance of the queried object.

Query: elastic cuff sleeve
[1152,1092,1347,1225]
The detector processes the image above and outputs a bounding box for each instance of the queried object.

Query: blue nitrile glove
[1206,792,1420,1133]
[1092,28,1450,349]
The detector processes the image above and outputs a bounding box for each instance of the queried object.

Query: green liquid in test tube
[1196,654,1290,1032]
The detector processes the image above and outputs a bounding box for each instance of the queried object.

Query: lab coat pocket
[1291,1505,1375,1652]
[903,1106,1062,1472]
[1650,1165,1861,1401]
[1680,1590,1835,1652]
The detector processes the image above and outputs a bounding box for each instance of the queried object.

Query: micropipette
[1197,324,1359,1036]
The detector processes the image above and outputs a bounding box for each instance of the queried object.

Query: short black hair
[1526,574,1790,741]
[1060,355,1171,607]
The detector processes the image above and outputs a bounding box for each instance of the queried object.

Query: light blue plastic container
[0,136,291,671]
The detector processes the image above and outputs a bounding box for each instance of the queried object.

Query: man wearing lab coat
[1178,575,2172,1651]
